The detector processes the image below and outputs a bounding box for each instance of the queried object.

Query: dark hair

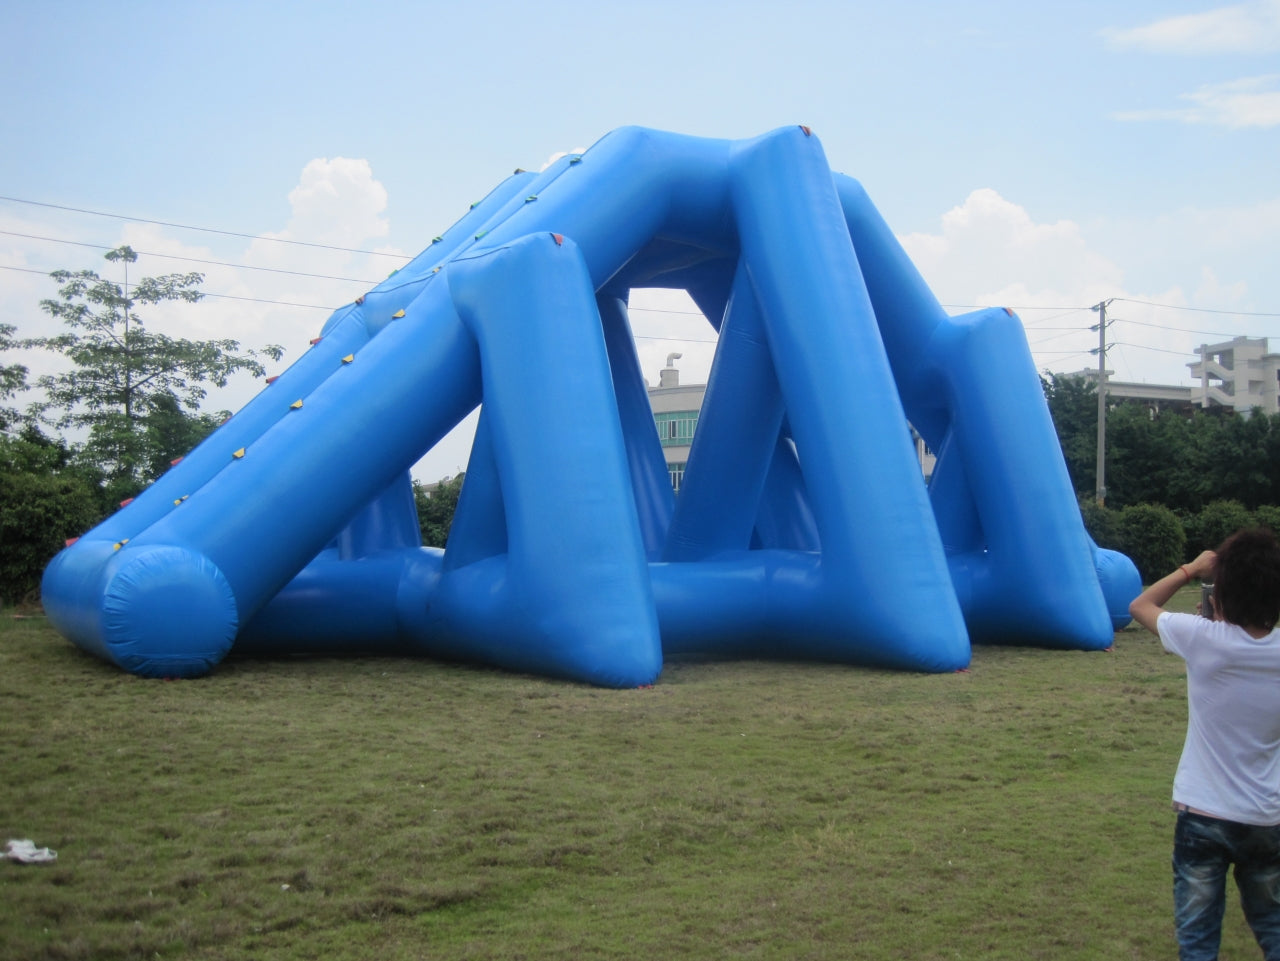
[1213,527,1280,632]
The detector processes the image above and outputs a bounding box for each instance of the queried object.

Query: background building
[646,353,700,492]
[1188,336,1279,415]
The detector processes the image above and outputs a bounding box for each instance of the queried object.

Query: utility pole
[1090,299,1113,506]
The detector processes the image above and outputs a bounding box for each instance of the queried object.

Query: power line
[1113,296,1280,318]
[0,194,412,260]
[1112,314,1277,339]
[0,263,336,311]
[1110,340,1203,357]
[0,230,386,284]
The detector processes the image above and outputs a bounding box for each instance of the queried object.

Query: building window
[653,411,699,448]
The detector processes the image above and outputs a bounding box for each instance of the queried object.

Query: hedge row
[1081,498,1280,584]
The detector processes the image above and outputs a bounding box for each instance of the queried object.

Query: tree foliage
[1042,373,1280,514]
[0,429,103,604]
[22,246,282,493]
[1115,503,1187,584]
[413,474,466,548]
[0,322,29,433]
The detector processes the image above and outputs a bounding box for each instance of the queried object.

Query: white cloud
[901,188,1122,307]
[1,157,406,439]
[1113,74,1280,128]
[275,157,389,249]
[1102,0,1280,54]
[540,148,588,172]
[896,188,1262,386]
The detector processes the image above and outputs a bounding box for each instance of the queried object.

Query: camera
[1200,582,1215,619]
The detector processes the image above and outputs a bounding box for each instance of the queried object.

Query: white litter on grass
[5,839,57,864]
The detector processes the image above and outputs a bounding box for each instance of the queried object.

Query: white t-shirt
[1158,611,1280,826]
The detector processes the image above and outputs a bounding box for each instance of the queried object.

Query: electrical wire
[0,230,386,284]
[0,195,412,260]
[4,195,1278,359]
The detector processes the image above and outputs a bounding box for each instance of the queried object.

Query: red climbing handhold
[551,233,564,246]
[119,497,134,508]
[170,456,183,466]
[310,337,323,345]
[266,376,279,385]
[800,125,812,136]
[65,537,79,548]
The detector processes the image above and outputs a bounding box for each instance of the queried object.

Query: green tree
[1189,499,1255,556]
[1041,373,1097,497]
[1203,410,1274,509]
[0,322,28,433]
[413,474,465,548]
[1116,503,1186,583]
[23,246,282,494]
[0,425,105,603]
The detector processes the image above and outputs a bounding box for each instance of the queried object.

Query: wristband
[1179,565,1192,583]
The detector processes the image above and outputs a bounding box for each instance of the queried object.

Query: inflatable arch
[42,126,1141,687]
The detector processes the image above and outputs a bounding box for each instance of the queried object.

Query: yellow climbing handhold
[113,538,129,551]
[392,308,406,319]
[290,399,303,410]
[233,448,245,459]
[342,354,354,364]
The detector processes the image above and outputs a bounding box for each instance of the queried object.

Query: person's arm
[1129,550,1216,635]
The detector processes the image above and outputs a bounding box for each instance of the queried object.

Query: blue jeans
[1173,810,1280,960]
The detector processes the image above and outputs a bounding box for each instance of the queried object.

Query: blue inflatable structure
[41,126,1140,687]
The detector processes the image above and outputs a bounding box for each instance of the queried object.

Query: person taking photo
[1129,527,1280,961]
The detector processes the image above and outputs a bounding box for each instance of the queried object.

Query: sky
[2,0,1278,481]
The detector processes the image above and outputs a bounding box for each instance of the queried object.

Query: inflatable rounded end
[102,547,239,678]
[1096,548,1143,631]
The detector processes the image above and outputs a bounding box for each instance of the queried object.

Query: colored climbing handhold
[525,195,538,203]
[113,538,129,551]
[170,456,183,466]
[569,156,582,164]
[233,448,245,459]
[310,337,323,345]
[266,376,279,385]
[551,233,564,246]
[342,354,354,364]
[355,295,365,305]
[392,309,406,319]
[64,537,78,548]
[469,201,479,210]
[119,497,134,508]
[432,236,443,244]
[475,230,488,240]
[173,494,189,506]
[290,399,303,410]
[800,125,812,136]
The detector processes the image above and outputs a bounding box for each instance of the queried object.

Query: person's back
[1129,527,1280,961]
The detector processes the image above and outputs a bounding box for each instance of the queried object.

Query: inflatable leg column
[728,126,969,671]
[427,233,663,687]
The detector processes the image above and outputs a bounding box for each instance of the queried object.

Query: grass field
[0,585,1264,960]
